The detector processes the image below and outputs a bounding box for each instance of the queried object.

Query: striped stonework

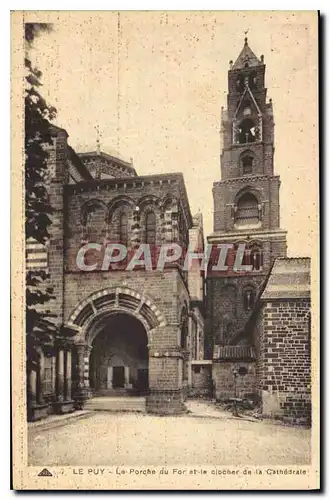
[131,207,141,248]
[26,238,48,270]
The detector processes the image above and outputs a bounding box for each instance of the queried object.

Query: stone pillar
[124,366,130,388]
[65,350,72,401]
[29,369,37,405]
[196,327,200,361]
[147,348,186,415]
[188,361,192,387]
[52,355,56,395]
[38,352,45,404]
[56,349,65,402]
[107,366,113,389]
[76,343,85,390]
[84,345,92,392]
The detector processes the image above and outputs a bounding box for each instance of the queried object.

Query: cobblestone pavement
[28,408,311,466]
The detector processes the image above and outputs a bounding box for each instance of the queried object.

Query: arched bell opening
[89,312,149,395]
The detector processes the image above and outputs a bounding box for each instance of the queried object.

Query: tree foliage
[25,23,58,357]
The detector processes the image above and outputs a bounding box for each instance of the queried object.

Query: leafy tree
[25,23,58,359]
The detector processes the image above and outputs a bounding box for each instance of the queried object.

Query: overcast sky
[29,11,318,257]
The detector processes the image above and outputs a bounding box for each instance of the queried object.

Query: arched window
[249,72,257,90]
[145,211,156,244]
[238,118,258,144]
[242,155,253,174]
[236,193,259,226]
[119,213,128,245]
[81,200,106,242]
[243,287,256,311]
[250,248,262,271]
[236,75,245,93]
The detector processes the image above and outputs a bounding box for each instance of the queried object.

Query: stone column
[56,349,65,402]
[52,355,56,395]
[196,327,200,361]
[76,343,86,396]
[124,366,130,388]
[107,366,113,389]
[29,369,37,405]
[65,350,72,401]
[84,345,92,392]
[38,352,45,404]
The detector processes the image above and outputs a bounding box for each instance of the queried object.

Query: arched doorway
[89,313,149,395]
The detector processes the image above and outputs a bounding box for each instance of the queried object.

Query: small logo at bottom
[38,468,53,477]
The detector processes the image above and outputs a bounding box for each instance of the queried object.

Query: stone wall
[258,299,311,425]
[190,363,212,397]
[212,361,256,400]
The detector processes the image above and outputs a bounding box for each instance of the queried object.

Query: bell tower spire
[205,38,287,356]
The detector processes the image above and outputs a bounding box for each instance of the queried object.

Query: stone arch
[160,193,178,211]
[80,199,108,226]
[80,199,108,242]
[107,195,135,223]
[138,196,162,245]
[110,205,133,246]
[239,149,256,175]
[137,194,161,210]
[66,286,166,346]
[235,191,260,227]
[234,186,262,206]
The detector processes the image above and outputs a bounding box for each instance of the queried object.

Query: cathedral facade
[26,39,312,425]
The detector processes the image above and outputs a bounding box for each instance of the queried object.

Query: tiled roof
[232,39,262,70]
[213,345,256,361]
[261,257,311,300]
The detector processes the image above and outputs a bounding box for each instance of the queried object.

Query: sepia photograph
[11,10,319,490]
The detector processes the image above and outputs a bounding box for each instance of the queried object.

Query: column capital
[75,342,87,352]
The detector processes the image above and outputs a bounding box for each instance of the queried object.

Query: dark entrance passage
[89,313,149,395]
[137,369,148,392]
[112,366,125,388]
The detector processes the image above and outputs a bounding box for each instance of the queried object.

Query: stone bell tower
[206,38,287,357]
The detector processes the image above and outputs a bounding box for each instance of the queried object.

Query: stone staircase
[84,396,147,413]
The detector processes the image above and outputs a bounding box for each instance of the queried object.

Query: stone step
[84,397,146,413]
[92,389,141,397]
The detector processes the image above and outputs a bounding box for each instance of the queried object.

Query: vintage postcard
[11,10,319,490]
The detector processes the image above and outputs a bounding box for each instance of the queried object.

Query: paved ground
[28,401,310,466]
